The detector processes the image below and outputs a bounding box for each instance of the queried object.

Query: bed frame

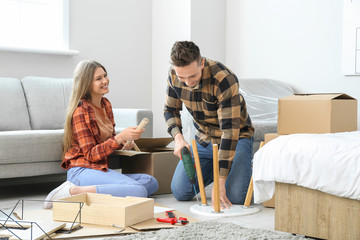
[275,182,360,240]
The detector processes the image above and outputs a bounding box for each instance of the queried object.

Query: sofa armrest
[112,108,153,137]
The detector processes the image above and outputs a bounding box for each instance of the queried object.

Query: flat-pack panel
[53,193,154,227]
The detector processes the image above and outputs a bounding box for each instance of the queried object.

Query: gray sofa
[0,76,153,185]
[181,78,295,154]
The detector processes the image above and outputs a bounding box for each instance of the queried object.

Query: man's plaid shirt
[164,59,254,177]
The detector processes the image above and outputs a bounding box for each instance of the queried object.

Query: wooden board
[0,230,13,238]
[275,182,360,240]
[262,195,275,208]
[53,193,154,227]
[13,208,138,239]
[62,222,81,231]
[0,220,32,228]
[0,221,65,240]
[53,223,138,239]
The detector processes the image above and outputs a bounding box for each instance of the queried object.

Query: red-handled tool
[156,211,189,225]
[156,217,189,225]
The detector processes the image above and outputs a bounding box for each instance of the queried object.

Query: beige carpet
[105,221,312,240]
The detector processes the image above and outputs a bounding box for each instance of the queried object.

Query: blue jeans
[67,167,159,198]
[171,137,253,204]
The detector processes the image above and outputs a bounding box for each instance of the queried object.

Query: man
[164,41,254,208]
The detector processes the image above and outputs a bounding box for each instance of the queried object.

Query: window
[0,0,77,55]
[343,0,360,75]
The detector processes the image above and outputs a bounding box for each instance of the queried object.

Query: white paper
[153,206,175,214]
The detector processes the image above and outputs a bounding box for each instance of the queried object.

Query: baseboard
[0,173,67,187]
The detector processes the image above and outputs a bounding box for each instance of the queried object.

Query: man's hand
[173,133,190,159]
[211,177,232,209]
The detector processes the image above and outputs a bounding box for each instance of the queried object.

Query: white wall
[0,0,152,110]
[2,0,359,136]
[191,0,226,63]
[226,0,360,128]
[151,0,226,137]
[70,0,152,109]
[152,0,191,138]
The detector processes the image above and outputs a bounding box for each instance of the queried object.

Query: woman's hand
[115,127,144,146]
[122,140,135,150]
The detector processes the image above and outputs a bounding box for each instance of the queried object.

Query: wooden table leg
[244,141,265,207]
[191,140,207,205]
[244,176,253,207]
[212,144,221,212]
[125,118,149,150]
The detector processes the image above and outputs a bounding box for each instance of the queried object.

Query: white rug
[105,221,311,240]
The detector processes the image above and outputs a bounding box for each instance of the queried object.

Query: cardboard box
[113,138,179,195]
[278,93,357,134]
[53,193,154,227]
[264,133,282,143]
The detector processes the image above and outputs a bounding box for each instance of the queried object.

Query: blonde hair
[63,60,107,158]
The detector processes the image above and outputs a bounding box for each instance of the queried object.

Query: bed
[253,131,360,240]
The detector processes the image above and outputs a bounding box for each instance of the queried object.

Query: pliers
[156,211,189,225]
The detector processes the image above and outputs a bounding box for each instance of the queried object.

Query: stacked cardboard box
[278,93,357,134]
[262,93,357,208]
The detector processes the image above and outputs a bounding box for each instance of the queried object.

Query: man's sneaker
[43,181,75,209]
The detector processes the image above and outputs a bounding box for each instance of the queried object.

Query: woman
[44,60,158,209]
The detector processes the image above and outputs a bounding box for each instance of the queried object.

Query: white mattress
[253,131,360,204]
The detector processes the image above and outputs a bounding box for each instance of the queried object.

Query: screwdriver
[181,147,199,203]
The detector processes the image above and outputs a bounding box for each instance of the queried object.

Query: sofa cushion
[0,162,66,178]
[0,129,64,165]
[21,77,72,130]
[0,78,31,130]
